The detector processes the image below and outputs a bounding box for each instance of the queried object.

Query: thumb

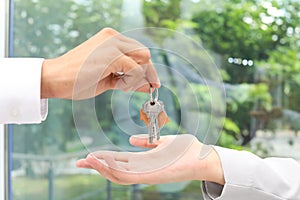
[129,134,158,148]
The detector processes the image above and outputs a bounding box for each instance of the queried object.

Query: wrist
[195,146,225,185]
[41,57,64,99]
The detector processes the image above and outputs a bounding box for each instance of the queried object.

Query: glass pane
[11,0,134,199]
[11,0,300,199]
[12,0,213,199]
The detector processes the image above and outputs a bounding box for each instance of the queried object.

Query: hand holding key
[41,28,160,100]
[140,87,169,143]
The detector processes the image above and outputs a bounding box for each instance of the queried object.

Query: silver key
[142,88,164,143]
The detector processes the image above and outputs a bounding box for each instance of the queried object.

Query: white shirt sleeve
[202,146,300,200]
[0,58,48,124]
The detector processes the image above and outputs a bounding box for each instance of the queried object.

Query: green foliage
[142,0,181,45]
[192,0,299,60]
[224,118,240,134]
[192,0,300,84]
[13,175,120,200]
[189,0,300,146]
[249,83,272,111]
[13,0,123,154]
[13,0,123,58]
[13,100,77,154]
[11,0,300,196]
[143,0,181,28]
[224,82,273,145]
[218,118,242,149]
[142,0,199,46]
[256,47,300,112]
[13,175,203,200]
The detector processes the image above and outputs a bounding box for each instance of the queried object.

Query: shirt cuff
[41,98,48,121]
[0,58,48,124]
[202,181,284,200]
[202,181,224,199]
[201,146,261,199]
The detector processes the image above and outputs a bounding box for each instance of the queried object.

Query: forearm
[202,146,300,200]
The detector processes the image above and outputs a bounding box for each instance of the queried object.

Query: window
[6,0,300,200]
[9,0,211,199]
[1,0,9,199]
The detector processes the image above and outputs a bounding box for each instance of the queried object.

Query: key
[142,99,163,143]
[140,87,170,143]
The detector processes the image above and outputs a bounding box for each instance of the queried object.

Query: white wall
[0,0,8,199]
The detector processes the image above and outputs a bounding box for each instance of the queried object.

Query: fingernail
[131,134,148,139]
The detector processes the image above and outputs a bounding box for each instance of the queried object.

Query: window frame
[0,0,12,199]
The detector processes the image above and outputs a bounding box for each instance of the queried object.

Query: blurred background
[8,0,300,199]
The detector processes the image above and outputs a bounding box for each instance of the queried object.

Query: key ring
[150,87,158,103]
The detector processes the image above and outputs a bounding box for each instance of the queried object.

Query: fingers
[76,159,93,169]
[115,56,144,78]
[132,61,160,93]
[131,79,151,93]
[100,56,160,93]
[89,28,161,95]
[117,34,150,63]
[89,151,130,162]
[112,56,145,91]
[118,60,160,93]
[76,28,120,55]
[129,134,159,148]
[115,36,160,90]
[95,28,120,42]
[77,154,130,169]
[118,41,151,65]
[85,155,121,182]
[83,154,134,185]
[145,60,160,88]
